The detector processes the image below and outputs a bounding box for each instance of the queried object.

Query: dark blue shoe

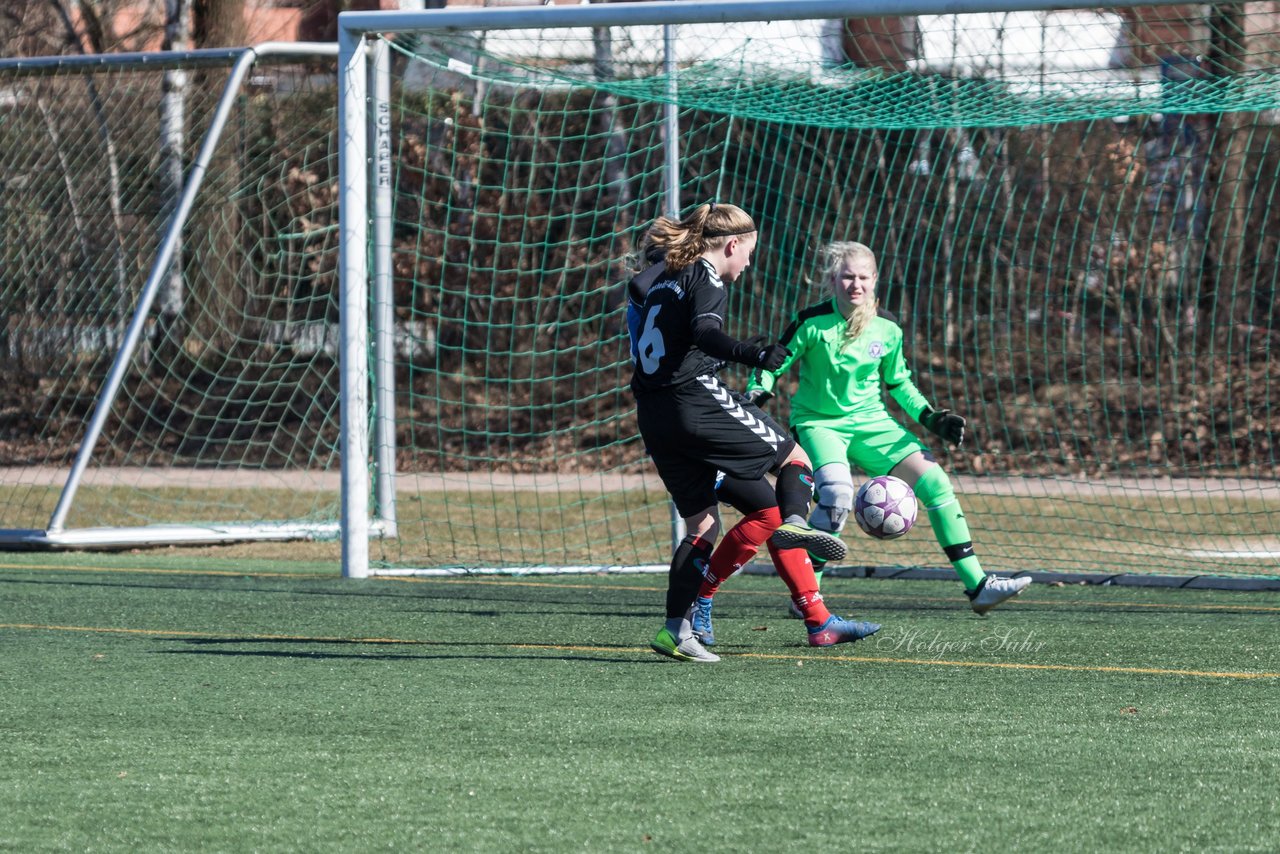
[691,596,715,646]
[807,615,881,647]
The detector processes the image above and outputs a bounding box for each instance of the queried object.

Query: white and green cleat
[967,574,1032,615]
[769,519,847,562]
[650,627,720,663]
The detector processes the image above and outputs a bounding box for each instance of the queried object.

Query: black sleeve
[683,266,762,365]
[691,314,763,366]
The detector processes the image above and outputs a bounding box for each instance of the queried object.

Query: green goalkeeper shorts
[794,413,925,476]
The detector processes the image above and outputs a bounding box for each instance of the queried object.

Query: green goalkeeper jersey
[747,299,931,426]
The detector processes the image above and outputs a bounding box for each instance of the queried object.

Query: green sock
[951,554,985,592]
[927,504,985,591]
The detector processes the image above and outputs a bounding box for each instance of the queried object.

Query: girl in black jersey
[629,203,880,662]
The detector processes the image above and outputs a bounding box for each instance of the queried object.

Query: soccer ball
[853,475,918,540]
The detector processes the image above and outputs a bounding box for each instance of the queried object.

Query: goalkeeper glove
[919,406,966,446]
[745,388,773,407]
[739,334,789,372]
[753,342,789,371]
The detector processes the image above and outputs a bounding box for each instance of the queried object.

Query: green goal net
[366,4,1280,579]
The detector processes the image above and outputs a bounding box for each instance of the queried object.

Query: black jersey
[630,259,730,394]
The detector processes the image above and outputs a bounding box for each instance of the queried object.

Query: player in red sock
[628,202,875,662]
[692,473,879,647]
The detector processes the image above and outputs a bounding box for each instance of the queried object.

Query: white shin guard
[809,462,855,534]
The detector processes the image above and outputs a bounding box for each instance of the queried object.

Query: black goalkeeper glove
[739,334,788,372]
[734,333,786,382]
[919,406,966,446]
[745,388,773,407]
[753,342,790,371]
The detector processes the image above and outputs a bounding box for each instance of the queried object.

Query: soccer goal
[0,44,365,549]
[333,0,1280,582]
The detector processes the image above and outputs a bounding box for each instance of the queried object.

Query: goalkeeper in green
[741,241,1030,617]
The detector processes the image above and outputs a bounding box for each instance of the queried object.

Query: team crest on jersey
[867,340,887,358]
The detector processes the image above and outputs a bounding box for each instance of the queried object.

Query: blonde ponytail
[643,202,756,272]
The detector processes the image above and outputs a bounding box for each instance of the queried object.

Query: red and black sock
[698,507,781,599]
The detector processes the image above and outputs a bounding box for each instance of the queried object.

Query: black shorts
[636,374,795,517]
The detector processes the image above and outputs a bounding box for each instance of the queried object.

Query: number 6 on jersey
[636,305,665,374]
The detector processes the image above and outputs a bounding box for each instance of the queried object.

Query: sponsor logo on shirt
[651,280,684,298]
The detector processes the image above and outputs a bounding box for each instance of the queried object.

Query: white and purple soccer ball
[853,475,918,540]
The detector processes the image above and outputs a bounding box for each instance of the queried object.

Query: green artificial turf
[2,557,1278,851]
